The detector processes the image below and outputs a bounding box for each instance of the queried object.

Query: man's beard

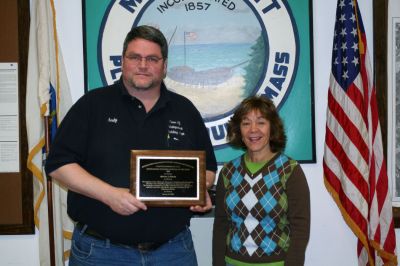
[127,75,161,91]
[123,71,165,91]
[131,80,155,91]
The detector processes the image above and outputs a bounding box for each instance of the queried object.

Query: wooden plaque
[130,150,206,207]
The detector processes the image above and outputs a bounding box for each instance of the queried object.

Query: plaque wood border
[130,150,206,207]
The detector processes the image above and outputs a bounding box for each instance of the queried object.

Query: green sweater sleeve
[284,165,311,266]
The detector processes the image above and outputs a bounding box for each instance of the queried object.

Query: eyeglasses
[125,54,163,66]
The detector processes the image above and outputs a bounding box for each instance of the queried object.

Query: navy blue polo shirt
[45,80,217,245]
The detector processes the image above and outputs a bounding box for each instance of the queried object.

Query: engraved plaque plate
[130,150,206,207]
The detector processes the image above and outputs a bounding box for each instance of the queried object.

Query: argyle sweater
[212,153,310,266]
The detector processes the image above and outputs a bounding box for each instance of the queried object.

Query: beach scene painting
[138,0,265,120]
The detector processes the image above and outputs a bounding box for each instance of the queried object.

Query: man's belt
[76,223,164,251]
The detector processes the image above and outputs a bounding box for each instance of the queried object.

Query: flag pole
[44,115,56,266]
[184,31,186,66]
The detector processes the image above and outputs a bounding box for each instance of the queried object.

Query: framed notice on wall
[0,63,19,173]
[82,0,315,164]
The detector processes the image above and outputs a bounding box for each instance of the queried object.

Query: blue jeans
[69,225,198,266]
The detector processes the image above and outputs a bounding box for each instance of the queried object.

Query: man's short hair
[122,25,168,59]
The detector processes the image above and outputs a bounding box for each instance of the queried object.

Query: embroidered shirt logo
[168,120,185,141]
[108,117,118,124]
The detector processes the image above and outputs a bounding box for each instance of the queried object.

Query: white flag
[26,0,73,265]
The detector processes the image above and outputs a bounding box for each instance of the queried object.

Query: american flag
[184,31,197,41]
[323,0,397,265]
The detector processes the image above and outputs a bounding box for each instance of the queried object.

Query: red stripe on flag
[323,160,369,240]
[327,89,369,162]
[324,128,369,198]
[346,83,368,124]
[369,90,379,140]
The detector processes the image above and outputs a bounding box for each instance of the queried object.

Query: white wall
[1,0,399,265]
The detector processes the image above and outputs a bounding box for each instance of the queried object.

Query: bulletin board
[0,0,34,234]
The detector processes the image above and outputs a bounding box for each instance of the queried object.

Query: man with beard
[45,25,217,266]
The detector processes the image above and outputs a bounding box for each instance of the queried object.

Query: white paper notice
[0,63,19,172]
